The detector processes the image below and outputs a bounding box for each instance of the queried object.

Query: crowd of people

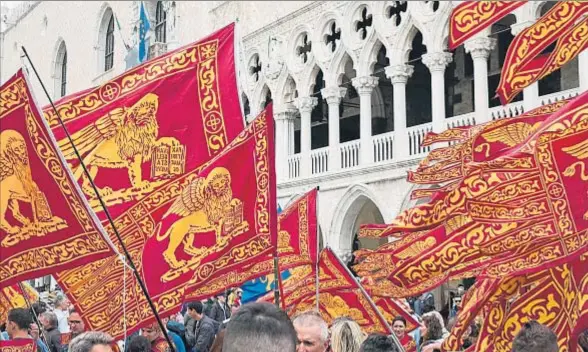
[3,286,581,352]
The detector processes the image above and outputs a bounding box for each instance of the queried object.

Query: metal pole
[273,255,281,308]
[330,247,405,352]
[21,46,175,352]
[18,282,49,348]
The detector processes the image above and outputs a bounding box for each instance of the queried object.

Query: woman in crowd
[329,318,365,352]
[419,314,445,352]
[392,316,416,352]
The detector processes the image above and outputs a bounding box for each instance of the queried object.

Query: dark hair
[222,302,296,352]
[392,316,406,326]
[30,302,47,317]
[457,284,465,288]
[128,335,152,352]
[511,321,558,352]
[360,334,399,352]
[8,308,33,330]
[186,301,204,314]
[423,315,443,342]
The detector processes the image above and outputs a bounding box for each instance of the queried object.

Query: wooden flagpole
[21,46,175,352]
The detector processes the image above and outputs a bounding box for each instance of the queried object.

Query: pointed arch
[52,39,68,99]
[95,3,115,73]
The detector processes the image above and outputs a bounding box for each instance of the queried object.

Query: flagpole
[315,186,320,312]
[330,247,405,352]
[17,282,49,348]
[21,46,176,352]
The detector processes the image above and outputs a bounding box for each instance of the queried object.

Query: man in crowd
[53,295,70,333]
[30,322,50,352]
[511,321,559,352]
[222,302,297,352]
[185,301,216,352]
[68,332,114,352]
[209,293,230,325]
[128,335,152,352]
[141,323,168,352]
[5,308,44,352]
[40,311,62,352]
[292,311,329,352]
[68,312,85,340]
[359,334,400,352]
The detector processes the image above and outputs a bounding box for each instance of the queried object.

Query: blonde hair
[329,319,365,352]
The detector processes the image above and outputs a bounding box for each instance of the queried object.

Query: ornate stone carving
[264,36,284,81]
[274,104,298,121]
[295,96,318,113]
[351,76,379,95]
[385,64,414,84]
[422,52,453,73]
[321,86,347,105]
[335,249,354,264]
[464,37,497,60]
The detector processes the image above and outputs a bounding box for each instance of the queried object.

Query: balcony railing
[281,87,579,182]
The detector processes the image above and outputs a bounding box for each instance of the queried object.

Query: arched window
[155,1,167,43]
[60,49,67,97]
[54,41,67,98]
[105,14,115,71]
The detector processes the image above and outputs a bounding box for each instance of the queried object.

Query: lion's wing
[57,108,125,160]
[164,178,205,217]
[0,156,14,182]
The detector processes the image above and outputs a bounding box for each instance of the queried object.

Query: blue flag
[241,270,292,304]
[139,1,150,62]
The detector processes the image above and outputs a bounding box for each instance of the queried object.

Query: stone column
[464,37,496,124]
[422,52,453,133]
[351,76,379,165]
[274,105,297,182]
[321,86,347,171]
[385,64,413,159]
[295,97,317,178]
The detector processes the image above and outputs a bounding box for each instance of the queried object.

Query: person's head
[391,316,407,339]
[128,335,152,352]
[54,295,69,310]
[69,332,114,352]
[216,292,226,303]
[40,312,58,330]
[231,303,240,315]
[578,330,588,352]
[329,319,365,352]
[359,334,399,352]
[30,302,47,317]
[6,308,33,338]
[292,311,329,352]
[511,321,558,352]
[222,302,296,352]
[68,312,86,336]
[457,284,465,296]
[422,314,443,341]
[186,301,204,320]
[141,323,162,343]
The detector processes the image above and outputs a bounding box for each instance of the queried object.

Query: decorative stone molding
[321,86,347,105]
[264,36,284,81]
[351,76,379,95]
[335,249,354,264]
[422,52,453,73]
[385,64,414,84]
[464,37,497,60]
[295,96,318,113]
[274,105,298,121]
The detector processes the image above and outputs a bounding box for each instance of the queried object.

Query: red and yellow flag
[0,69,115,286]
[0,282,39,324]
[449,1,526,50]
[185,187,319,301]
[50,24,248,340]
[0,339,37,352]
[142,105,277,301]
[497,1,588,104]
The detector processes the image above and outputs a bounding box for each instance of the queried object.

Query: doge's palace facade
[2,1,586,298]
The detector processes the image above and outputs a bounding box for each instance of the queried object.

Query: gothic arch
[395,24,423,62]
[358,38,389,77]
[329,184,385,254]
[327,50,356,87]
[52,38,67,98]
[95,3,114,74]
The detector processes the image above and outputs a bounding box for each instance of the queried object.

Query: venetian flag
[0,282,39,324]
[139,1,151,62]
[0,339,37,352]
[0,69,115,286]
[46,24,245,340]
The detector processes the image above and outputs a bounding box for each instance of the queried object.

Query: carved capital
[274,104,298,121]
[335,249,354,264]
[295,96,318,113]
[464,37,497,60]
[422,52,453,73]
[385,64,414,84]
[351,76,379,95]
[321,86,347,105]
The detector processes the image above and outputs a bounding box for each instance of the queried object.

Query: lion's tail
[154,215,179,241]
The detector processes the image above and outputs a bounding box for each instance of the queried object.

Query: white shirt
[54,309,70,333]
